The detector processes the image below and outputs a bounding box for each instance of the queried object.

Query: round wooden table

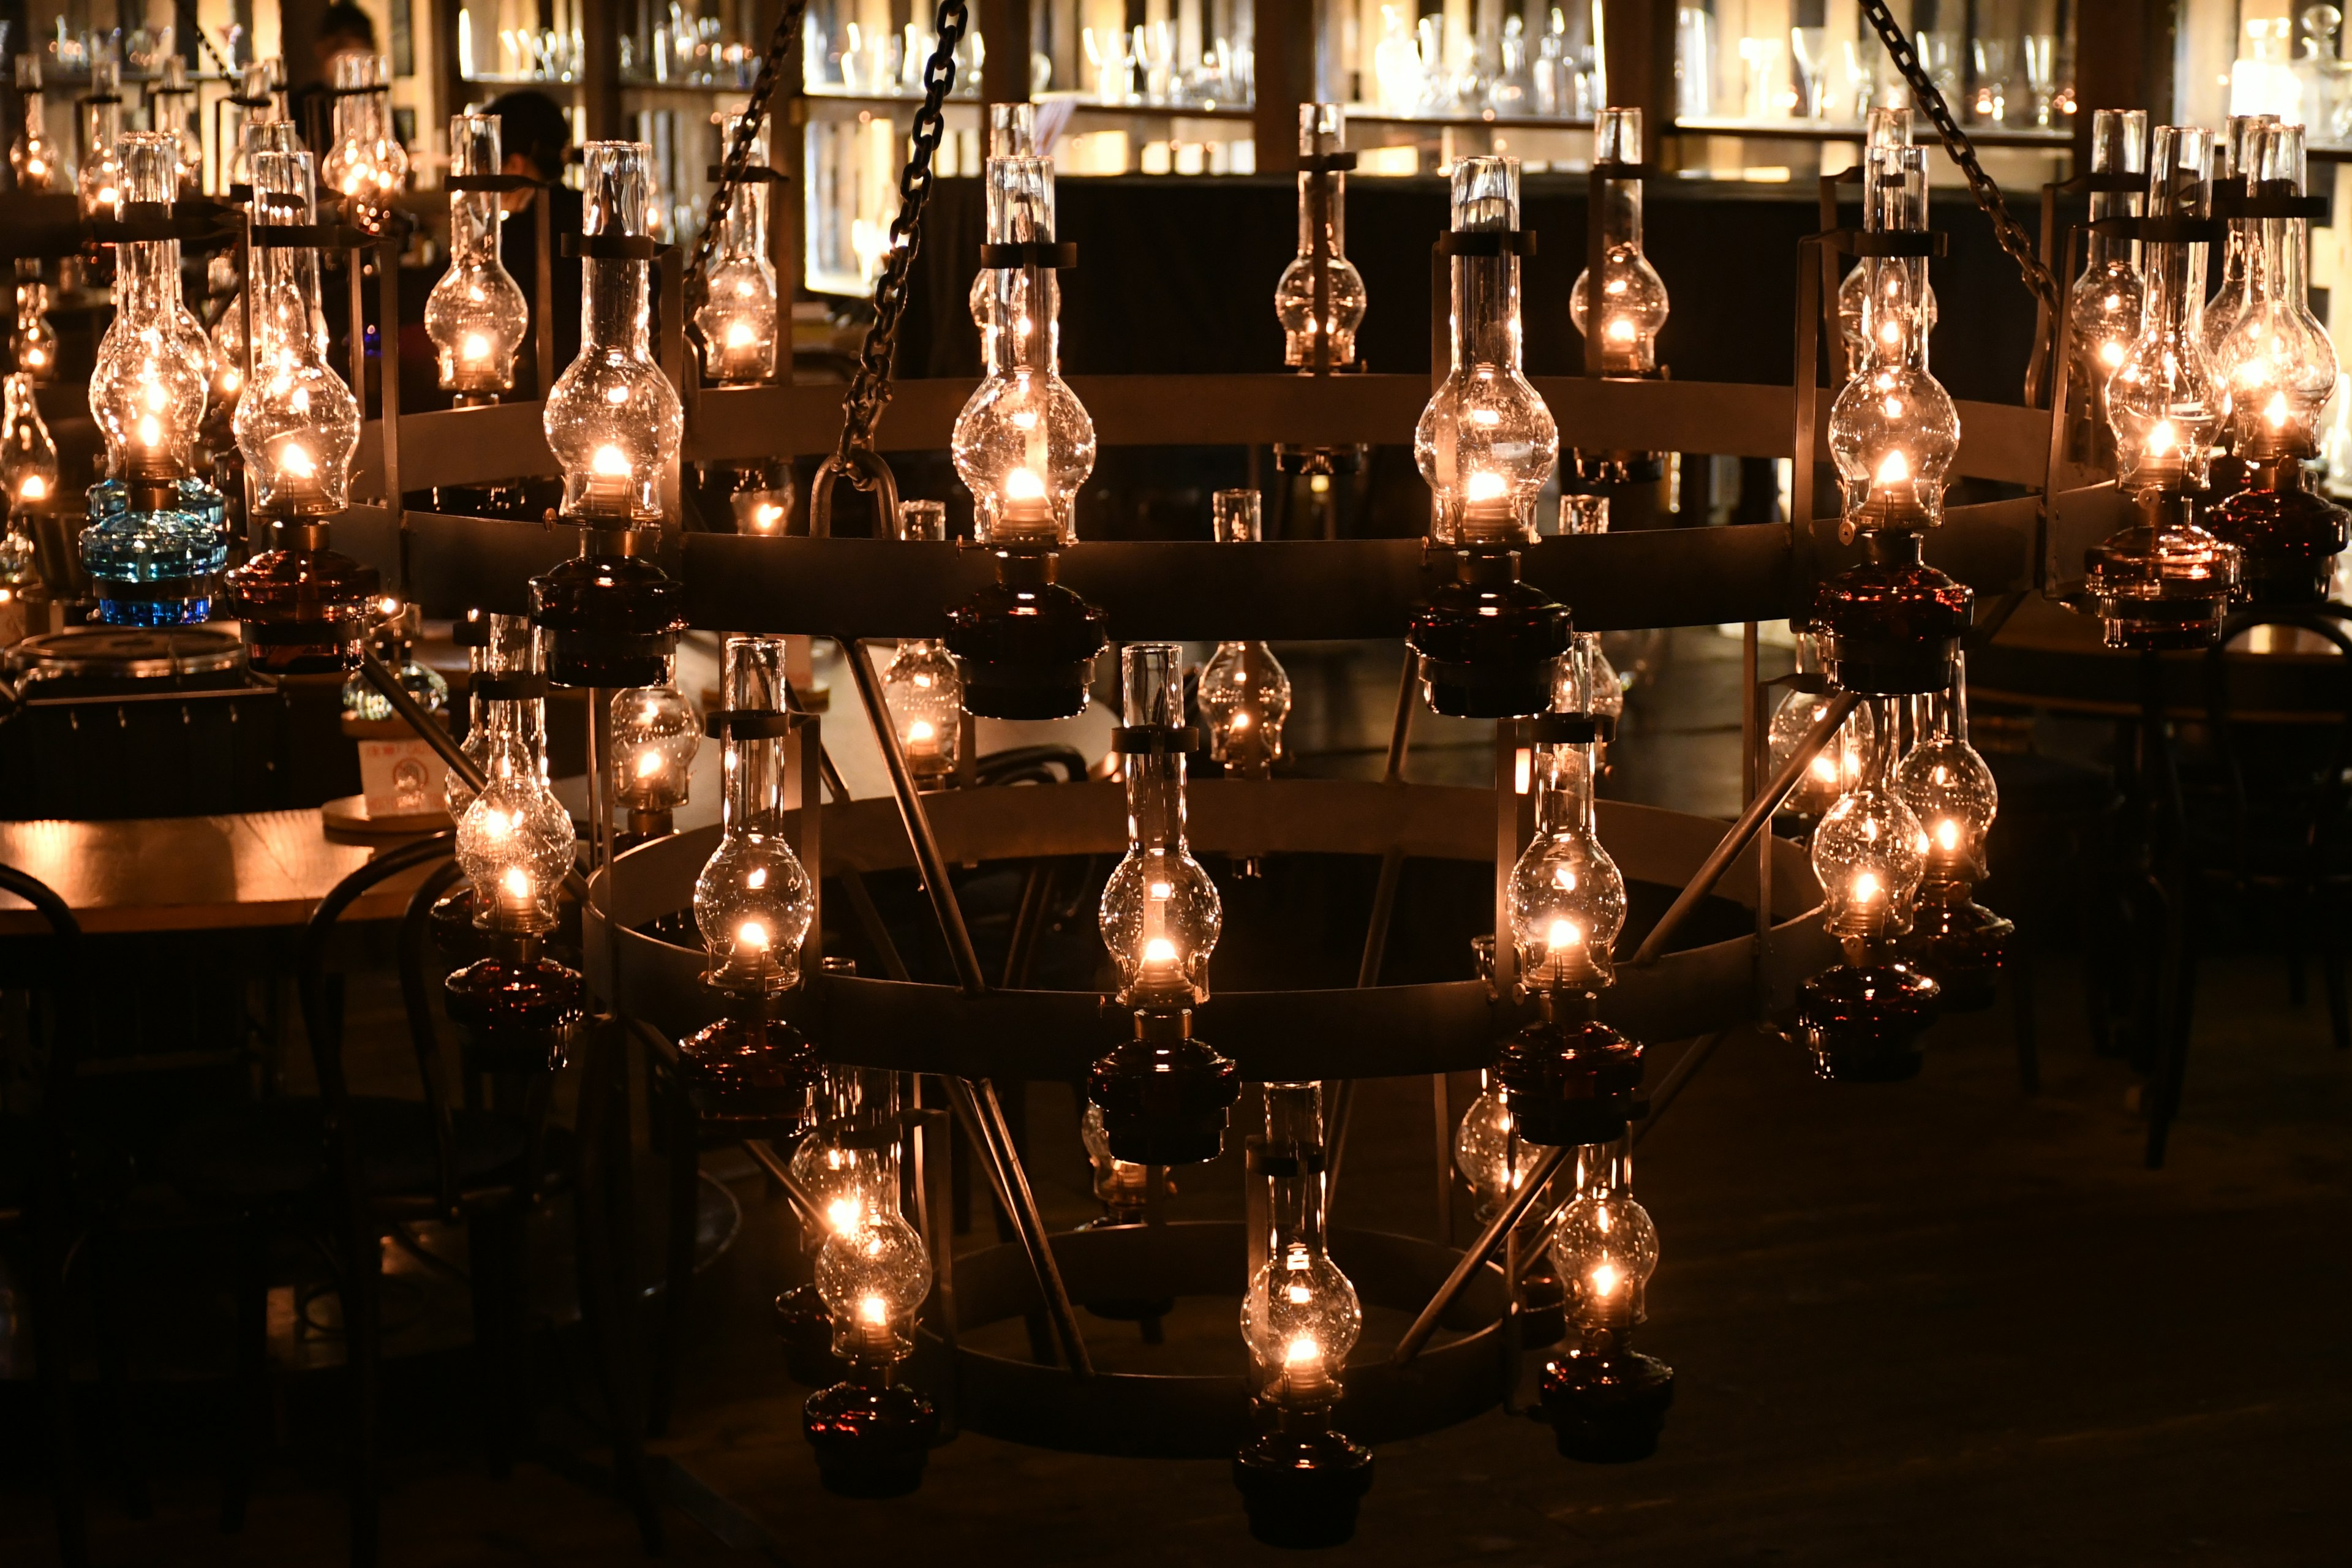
[0,810,442,936]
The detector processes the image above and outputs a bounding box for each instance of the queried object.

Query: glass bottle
[81,132,224,627]
[12,260,58,383]
[321,53,409,225]
[1415,156,1556,548]
[693,111,778,386]
[427,112,529,402]
[609,652,699,836]
[1540,1137,1674,1462]
[2,372,59,510]
[543,141,683,521]
[1088,644,1240,1166]
[1273,104,1367,371]
[967,104,1035,348]
[2067,109,2147,408]
[2091,124,2239,649]
[9,56,56,193]
[952,154,1094,548]
[692,636,815,997]
[1810,698,1928,946]
[76,59,123,217]
[1197,489,1291,777]
[1569,108,1668,377]
[1234,1081,1373,1545]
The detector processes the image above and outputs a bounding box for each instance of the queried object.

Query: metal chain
[831,0,971,481]
[172,0,238,83]
[1856,0,2060,318]
[683,0,810,312]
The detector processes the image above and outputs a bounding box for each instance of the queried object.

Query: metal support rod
[739,1137,827,1234]
[1627,690,1861,968]
[359,649,486,793]
[1385,644,1417,782]
[941,1075,1093,1377]
[847,639,987,995]
[1392,1143,1571,1365]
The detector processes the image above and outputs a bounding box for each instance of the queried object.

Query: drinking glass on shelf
[1970,36,2013,124]
[1790,26,1830,119]
[2022,34,2057,128]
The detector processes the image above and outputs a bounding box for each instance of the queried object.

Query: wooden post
[1251,1,1316,175]
[1600,0,1678,138]
[2069,0,2171,175]
[980,0,1033,105]
[581,0,621,141]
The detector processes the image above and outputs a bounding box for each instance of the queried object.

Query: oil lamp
[1569,108,1668,379]
[804,1125,937,1496]
[775,1069,899,1382]
[9,56,56,192]
[1549,496,1624,728]
[1088,643,1240,1166]
[1896,661,2011,1011]
[207,123,303,424]
[1796,699,1942,1080]
[320,53,409,228]
[944,152,1106,719]
[2089,124,2239,649]
[1494,710,1646,1147]
[1452,1073,1541,1221]
[13,261,58,383]
[531,141,688,690]
[1234,1080,1373,1548]
[76,60,123,219]
[2,372,58,510]
[609,655,699,840]
[81,132,227,627]
[1767,631,1861,824]
[878,501,963,787]
[693,111,778,386]
[2207,123,2348,606]
[219,60,282,194]
[148,58,203,187]
[223,146,379,670]
[1542,1138,1673,1461]
[2066,110,2146,444]
[1198,489,1291,778]
[1409,155,1569,718]
[1838,110,1937,364]
[1274,104,1368,371]
[447,612,546,822]
[2202,116,2278,377]
[445,665,583,1076]
[427,113,529,404]
[677,636,820,1137]
[1815,143,1971,697]
[341,597,449,721]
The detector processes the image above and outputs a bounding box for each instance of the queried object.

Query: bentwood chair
[0,865,92,1567]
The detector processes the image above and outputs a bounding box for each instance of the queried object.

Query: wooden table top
[0,810,443,937]
[1972,595,2352,723]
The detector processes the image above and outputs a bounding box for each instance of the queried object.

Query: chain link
[683,0,810,314]
[171,0,238,85]
[1857,0,2060,318]
[831,0,971,483]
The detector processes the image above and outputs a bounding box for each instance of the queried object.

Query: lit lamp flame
[591,445,631,477]
[1853,870,1881,903]
[1005,466,1047,501]
[1465,470,1507,503]
[1590,1261,1621,1297]
[2147,419,2176,459]
[1875,449,1911,485]
[20,475,47,501]
[461,332,489,361]
[2265,391,2290,431]
[1935,818,1961,854]
[633,749,665,780]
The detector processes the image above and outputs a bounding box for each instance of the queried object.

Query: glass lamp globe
[815,1205,933,1362]
[75,61,123,218]
[1811,706,1929,941]
[610,680,699,818]
[13,267,59,383]
[1569,110,1670,377]
[88,134,211,484]
[320,54,409,225]
[1452,1083,1542,1219]
[693,110,780,386]
[233,148,363,514]
[1897,726,1997,881]
[880,638,963,785]
[1508,740,1625,990]
[455,769,576,936]
[1273,104,1368,369]
[1241,1240,1363,1402]
[1552,1186,1660,1330]
[693,829,813,998]
[426,112,529,400]
[9,56,56,193]
[2,372,59,508]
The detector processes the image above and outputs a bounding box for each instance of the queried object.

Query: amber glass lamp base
[222,523,382,674]
[1494,1001,1646,1147]
[943,551,1107,720]
[1794,961,1941,1082]
[1899,881,2013,1014]
[803,1371,938,1497]
[1407,548,1572,718]
[2206,462,2348,608]
[1086,1010,1241,1167]
[774,1283,844,1387]
[1232,1425,1375,1548]
[2084,497,2241,652]
[1814,531,1971,696]
[676,1010,818,1140]
[528,548,687,689]
[1541,1334,1675,1463]
[443,953,585,1075]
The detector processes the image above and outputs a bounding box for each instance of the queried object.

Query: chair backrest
[0,865,86,1224]
[2201,607,2352,870]
[973,744,1091,788]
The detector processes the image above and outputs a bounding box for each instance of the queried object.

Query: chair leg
[2010,943,2040,1095]
[2144,894,2202,1170]
[222,1219,270,1532]
[90,1223,151,1519]
[573,1029,664,1554]
[18,1227,88,1568]
[342,1216,383,1568]
[467,1206,520,1479]
[2318,886,2350,1051]
[650,1080,699,1439]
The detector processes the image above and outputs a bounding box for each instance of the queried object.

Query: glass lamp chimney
[427,113,529,401]
[1570,108,1669,377]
